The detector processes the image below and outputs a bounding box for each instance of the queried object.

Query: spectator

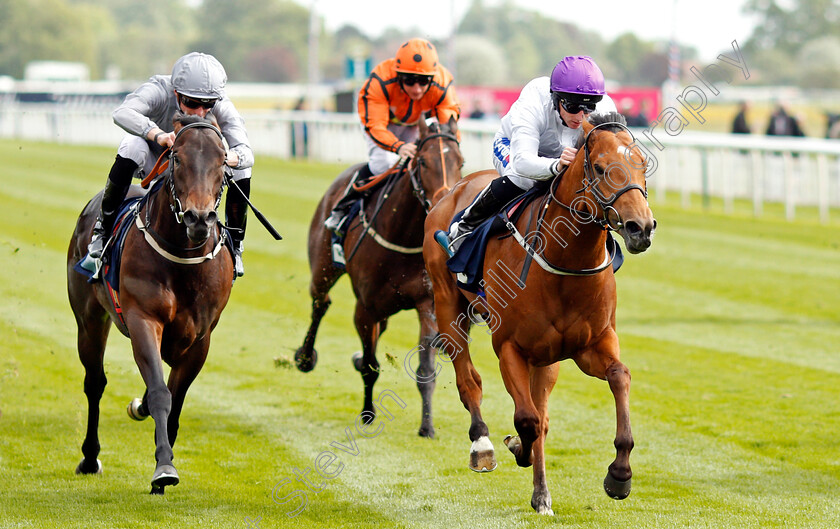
[766,103,804,137]
[731,101,751,134]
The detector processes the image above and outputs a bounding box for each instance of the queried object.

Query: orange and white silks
[357,58,461,153]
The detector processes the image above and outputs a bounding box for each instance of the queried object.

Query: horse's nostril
[624,221,642,236]
[205,211,218,225]
[183,210,199,225]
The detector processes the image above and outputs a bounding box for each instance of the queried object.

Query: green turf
[1,139,838,528]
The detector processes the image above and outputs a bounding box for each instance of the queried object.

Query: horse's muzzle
[183,209,217,244]
[621,218,656,254]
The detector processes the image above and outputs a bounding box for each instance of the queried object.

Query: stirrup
[434,230,454,258]
[324,210,346,233]
[232,241,245,277]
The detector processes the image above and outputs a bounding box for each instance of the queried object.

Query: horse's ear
[173,115,184,134]
[206,112,219,129]
[448,115,458,135]
[418,117,429,138]
[582,117,594,135]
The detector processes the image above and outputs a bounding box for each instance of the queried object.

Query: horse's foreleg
[352,304,381,423]
[528,363,559,515]
[498,342,539,469]
[166,338,210,449]
[574,334,633,500]
[415,300,438,438]
[127,318,178,492]
[296,240,344,372]
[75,319,110,475]
[604,360,633,500]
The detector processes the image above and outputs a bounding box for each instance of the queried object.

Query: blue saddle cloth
[73,197,143,292]
[446,187,624,294]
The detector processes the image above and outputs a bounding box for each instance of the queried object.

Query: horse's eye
[593,164,605,175]
[418,157,426,167]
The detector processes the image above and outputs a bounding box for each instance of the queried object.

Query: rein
[136,121,227,265]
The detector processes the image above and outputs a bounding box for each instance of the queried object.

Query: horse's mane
[173,113,218,128]
[575,112,628,148]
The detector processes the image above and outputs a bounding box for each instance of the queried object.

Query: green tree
[193,0,310,82]
[796,36,840,89]
[0,0,98,78]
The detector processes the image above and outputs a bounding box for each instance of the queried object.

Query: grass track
[0,140,838,528]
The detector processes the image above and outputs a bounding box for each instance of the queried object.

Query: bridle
[135,121,228,263]
[164,122,226,225]
[550,121,648,231]
[407,131,460,212]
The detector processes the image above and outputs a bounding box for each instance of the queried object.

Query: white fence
[3,102,838,223]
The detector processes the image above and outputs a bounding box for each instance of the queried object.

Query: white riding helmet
[171,52,227,100]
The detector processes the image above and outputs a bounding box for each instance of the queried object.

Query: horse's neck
[369,171,425,240]
[538,172,607,266]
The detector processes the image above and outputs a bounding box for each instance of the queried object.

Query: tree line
[0,0,837,88]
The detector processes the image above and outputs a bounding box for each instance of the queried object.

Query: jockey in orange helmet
[325,38,461,232]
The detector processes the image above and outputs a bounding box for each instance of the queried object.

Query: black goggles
[399,74,433,87]
[179,94,217,110]
[559,98,597,114]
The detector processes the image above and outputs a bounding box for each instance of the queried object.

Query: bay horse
[67,114,233,493]
[295,117,462,438]
[423,112,656,514]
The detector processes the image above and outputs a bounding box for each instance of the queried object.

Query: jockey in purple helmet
[442,56,617,254]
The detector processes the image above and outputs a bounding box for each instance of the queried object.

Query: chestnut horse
[295,118,463,438]
[423,112,656,514]
[67,115,233,493]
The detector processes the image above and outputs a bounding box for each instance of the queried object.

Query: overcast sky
[307,0,758,62]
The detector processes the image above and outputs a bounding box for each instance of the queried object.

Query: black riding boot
[226,178,250,277]
[445,176,526,254]
[324,164,373,233]
[88,155,137,259]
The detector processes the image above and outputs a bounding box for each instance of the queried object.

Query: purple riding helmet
[550,56,605,114]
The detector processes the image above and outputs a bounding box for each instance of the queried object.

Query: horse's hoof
[604,472,632,500]
[152,464,179,489]
[503,434,520,453]
[531,497,554,516]
[294,347,318,372]
[469,436,497,472]
[75,458,102,475]
[418,426,435,439]
[150,485,165,495]
[127,398,147,421]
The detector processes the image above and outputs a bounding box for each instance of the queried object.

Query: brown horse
[67,115,233,493]
[295,117,463,438]
[423,112,656,514]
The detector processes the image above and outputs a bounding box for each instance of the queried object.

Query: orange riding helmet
[394,38,439,75]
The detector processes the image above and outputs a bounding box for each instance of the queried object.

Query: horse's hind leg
[436,293,493,471]
[296,231,344,372]
[352,304,381,422]
[74,312,110,475]
[414,299,437,438]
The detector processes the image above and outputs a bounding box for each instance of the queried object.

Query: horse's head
[575,112,656,254]
[411,116,464,210]
[169,114,227,244]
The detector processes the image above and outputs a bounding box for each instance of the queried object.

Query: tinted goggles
[559,98,597,114]
[399,74,433,87]
[179,94,217,110]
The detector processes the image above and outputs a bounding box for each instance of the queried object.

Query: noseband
[408,131,459,212]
